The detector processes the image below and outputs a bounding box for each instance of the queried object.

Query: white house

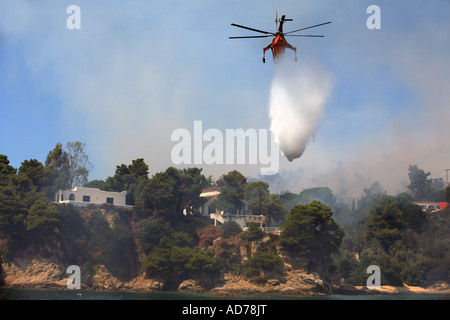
[54,187,131,208]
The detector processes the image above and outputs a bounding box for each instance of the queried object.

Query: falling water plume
[269,58,332,162]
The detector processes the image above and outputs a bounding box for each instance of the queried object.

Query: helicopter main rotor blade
[285,35,324,37]
[229,35,271,39]
[284,21,331,35]
[230,23,275,35]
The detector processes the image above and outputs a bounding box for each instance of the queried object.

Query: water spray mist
[269,58,332,162]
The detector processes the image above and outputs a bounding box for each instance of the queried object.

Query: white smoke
[269,58,332,162]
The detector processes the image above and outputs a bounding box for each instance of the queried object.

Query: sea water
[0,287,449,300]
[1,288,447,319]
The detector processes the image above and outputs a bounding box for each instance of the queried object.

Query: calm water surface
[0,287,449,300]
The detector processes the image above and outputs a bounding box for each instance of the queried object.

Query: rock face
[2,256,67,289]
[90,265,123,291]
[123,274,164,292]
[0,237,332,296]
[178,279,205,293]
[87,265,162,292]
[1,249,164,292]
[2,260,165,292]
[1,250,330,296]
[210,270,331,297]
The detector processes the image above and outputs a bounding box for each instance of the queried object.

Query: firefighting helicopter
[229,13,331,63]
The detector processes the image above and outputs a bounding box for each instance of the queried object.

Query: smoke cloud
[269,58,333,162]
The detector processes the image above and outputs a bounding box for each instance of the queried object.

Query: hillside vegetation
[1,144,450,290]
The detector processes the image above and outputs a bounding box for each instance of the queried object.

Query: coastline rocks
[210,274,261,297]
[1,257,164,292]
[90,265,123,291]
[178,279,205,293]
[2,258,66,289]
[90,266,164,292]
[2,251,331,295]
[210,270,331,297]
[123,274,164,292]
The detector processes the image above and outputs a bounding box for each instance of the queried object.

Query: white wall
[55,187,127,207]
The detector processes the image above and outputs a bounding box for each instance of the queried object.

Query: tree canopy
[280,201,344,270]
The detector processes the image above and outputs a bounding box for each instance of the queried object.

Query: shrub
[241,250,282,277]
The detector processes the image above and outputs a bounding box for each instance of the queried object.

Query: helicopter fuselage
[263,33,296,63]
[229,13,330,64]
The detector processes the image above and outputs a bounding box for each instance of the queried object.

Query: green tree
[0,155,16,185]
[26,199,60,242]
[245,181,270,213]
[241,250,282,277]
[44,143,70,192]
[280,201,344,270]
[9,174,41,208]
[245,222,264,241]
[364,195,406,250]
[18,159,45,188]
[100,158,150,205]
[266,194,287,224]
[392,194,426,230]
[142,245,218,281]
[244,181,287,223]
[57,204,90,264]
[0,185,27,261]
[84,179,106,189]
[143,167,209,219]
[279,192,299,211]
[407,164,432,201]
[104,164,133,191]
[0,185,27,239]
[65,141,93,188]
[220,220,242,238]
[211,170,247,214]
[146,167,182,218]
[185,247,219,275]
[179,167,209,216]
[136,217,174,254]
[16,159,53,202]
[45,143,68,168]
[128,158,149,178]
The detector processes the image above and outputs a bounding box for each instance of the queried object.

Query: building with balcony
[198,187,275,232]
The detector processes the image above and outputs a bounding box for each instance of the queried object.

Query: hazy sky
[1,0,449,197]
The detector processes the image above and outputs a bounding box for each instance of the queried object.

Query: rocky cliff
[0,206,341,296]
[0,238,334,296]
[1,258,331,296]
[1,246,67,289]
[210,271,331,296]
[1,257,164,292]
